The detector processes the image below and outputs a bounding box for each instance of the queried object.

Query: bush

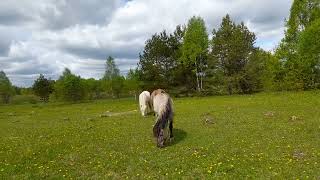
[54,68,87,102]
[10,95,40,105]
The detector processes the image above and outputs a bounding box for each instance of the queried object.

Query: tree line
[138,0,319,95]
[0,56,139,103]
[0,0,319,103]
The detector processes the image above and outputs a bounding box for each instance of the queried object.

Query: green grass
[0,91,320,179]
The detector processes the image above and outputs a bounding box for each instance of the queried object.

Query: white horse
[152,89,174,147]
[139,91,151,116]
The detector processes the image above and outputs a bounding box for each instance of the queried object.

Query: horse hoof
[157,143,164,148]
[169,137,174,142]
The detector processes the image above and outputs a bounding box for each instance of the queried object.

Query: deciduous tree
[32,74,54,102]
[0,71,14,103]
[182,16,208,91]
[54,68,86,102]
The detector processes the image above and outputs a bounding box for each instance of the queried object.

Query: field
[0,91,320,179]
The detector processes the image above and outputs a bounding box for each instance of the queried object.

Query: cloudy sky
[0,0,292,87]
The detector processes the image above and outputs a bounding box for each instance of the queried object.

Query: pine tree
[210,14,256,94]
[138,26,184,90]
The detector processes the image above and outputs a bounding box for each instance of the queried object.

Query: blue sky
[0,0,292,87]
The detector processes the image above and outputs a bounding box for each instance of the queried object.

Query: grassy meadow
[0,91,320,179]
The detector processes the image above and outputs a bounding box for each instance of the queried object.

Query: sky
[0,0,293,87]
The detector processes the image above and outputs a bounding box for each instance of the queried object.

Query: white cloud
[0,0,293,87]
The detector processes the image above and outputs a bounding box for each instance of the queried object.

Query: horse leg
[169,120,173,138]
[169,120,174,142]
[157,129,164,148]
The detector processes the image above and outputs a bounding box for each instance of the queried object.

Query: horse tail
[153,98,173,138]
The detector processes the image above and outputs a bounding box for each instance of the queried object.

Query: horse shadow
[168,128,187,146]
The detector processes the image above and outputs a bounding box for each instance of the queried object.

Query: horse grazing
[152,89,174,147]
[139,91,152,116]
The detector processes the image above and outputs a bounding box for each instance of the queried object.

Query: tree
[244,49,270,93]
[13,86,21,95]
[54,68,86,102]
[0,71,14,103]
[111,76,124,98]
[275,0,320,90]
[182,16,208,91]
[138,32,168,90]
[125,69,140,100]
[260,52,284,91]
[102,56,124,98]
[138,26,184,91]
[283,0,320,47]
[297,18,320,88]
[32,74,54,102]
[210,14,256,94]
[103,56,120,80]
[83,78,103,100]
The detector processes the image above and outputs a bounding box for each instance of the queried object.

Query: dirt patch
[263,111,275,118]
[63,117,70,120]
[8,112,16,116]
[100,110,138,117]
[292,150,305,160]
[288,115,302,122]
[201,113,215,126]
